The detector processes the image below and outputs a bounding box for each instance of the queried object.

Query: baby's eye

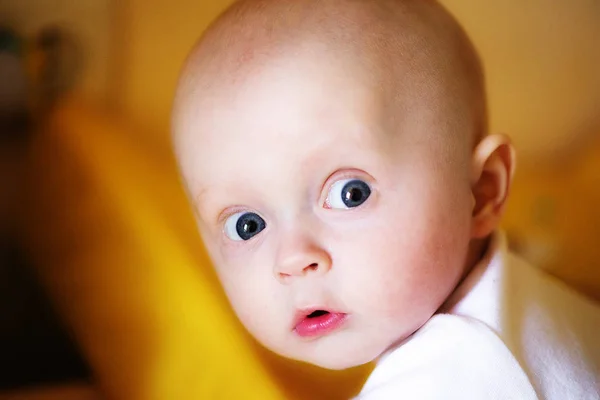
[224,211,266,241]
[325,179,371,209]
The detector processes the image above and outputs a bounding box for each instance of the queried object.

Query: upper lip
[291,307,343,330]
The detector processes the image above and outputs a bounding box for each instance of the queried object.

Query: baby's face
[176,53,475,369]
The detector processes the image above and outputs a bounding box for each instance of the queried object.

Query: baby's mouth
[293,309,347,338]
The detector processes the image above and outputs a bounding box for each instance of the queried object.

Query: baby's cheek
[222,272,287,349]
[348,213,459,319]
[335,233,409,316]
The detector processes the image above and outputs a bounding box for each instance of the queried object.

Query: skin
[172,0,515,370]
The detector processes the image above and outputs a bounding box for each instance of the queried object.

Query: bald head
[172,1,488,173]
[173,0,487,159]
[173,0,486,145]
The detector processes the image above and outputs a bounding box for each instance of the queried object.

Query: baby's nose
[274,238,332,284]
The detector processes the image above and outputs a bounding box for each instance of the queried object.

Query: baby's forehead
[177,49,460,162]
[173,0,485,187]
[179,55,389,165]
[177,68,469,213]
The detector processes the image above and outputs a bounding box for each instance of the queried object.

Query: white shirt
[358,232,600,399]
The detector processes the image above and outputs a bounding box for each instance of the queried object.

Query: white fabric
[358,232,600,400]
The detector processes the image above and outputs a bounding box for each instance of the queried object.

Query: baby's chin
[305,356,373,371]
[293,349,377,370]
[270,339,384,371]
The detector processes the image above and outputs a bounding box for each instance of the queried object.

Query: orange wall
[440,0,600,163]
[114,0,234,139]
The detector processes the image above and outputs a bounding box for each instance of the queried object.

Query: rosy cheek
[344,206,456,317]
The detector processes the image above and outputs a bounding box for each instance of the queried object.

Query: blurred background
[0,0,598,399]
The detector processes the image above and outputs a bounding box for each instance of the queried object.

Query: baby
[171,0,600,398]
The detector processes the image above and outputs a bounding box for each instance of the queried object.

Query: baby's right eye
[224,211,266,241]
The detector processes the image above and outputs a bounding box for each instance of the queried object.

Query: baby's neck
[460,234,493,286]
[374,234,494,366]
[436,233,494,316]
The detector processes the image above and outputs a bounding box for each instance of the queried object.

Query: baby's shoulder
[500,251,600,399]
[357,314,538,400]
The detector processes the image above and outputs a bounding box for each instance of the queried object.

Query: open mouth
[293,309,347,338]
[306,310,329,318]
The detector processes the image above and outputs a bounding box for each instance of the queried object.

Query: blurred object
[0,26,22,54]
[0,27,28,124]
[0,18,90,397]
[0,0,111,104]
[0,383,98,400]
[0,26,29,237]
[31,25,84,118]
[503,131,600,301]
[0,239,92,391]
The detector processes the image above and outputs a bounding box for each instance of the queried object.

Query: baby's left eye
[325,179,371,209]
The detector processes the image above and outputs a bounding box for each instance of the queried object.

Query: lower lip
[294,312,347,338]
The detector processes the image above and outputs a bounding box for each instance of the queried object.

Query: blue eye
[325,179,371,209]
[224,212,266,241]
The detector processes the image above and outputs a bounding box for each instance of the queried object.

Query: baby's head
[172,0,514,370]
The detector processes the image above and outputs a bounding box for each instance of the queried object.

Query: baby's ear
[470,134,516,239]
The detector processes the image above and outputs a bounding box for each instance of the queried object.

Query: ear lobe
[470,134,516,239]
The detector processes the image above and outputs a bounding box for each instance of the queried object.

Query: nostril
[307,263,319,271]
